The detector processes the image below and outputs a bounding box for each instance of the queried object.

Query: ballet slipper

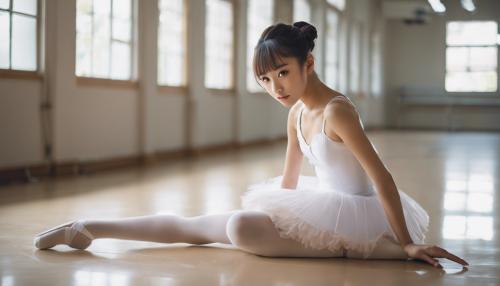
[34,220,94,250]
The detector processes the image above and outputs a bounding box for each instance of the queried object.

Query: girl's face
[257,56,311,108]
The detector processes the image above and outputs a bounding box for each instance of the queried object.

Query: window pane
[93,0,110,15]
[112,0,131,19]
[327,0,345,10]
[111,41,130,79]
[13,0,37,16]
[446,71,497,92]
[325,10,338,89]
[447,21,497,46]
[0,0,9,9]
[76,13,92,76]
[349,23,361,94]
[77,0,92,14]
[205,0,233,89]
[92,13,111,77]
[112,18,131,42]
[158,0,185,86]
[293,0,310,23]
[469,47,497,72]
[247,0,274,92]
[0,11,9,68]
[446,47,467,72]
[11,14,37,71]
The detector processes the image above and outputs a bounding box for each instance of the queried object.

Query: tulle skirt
[241,175,429,258]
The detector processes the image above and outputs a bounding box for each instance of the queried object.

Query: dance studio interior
[1,0,499,285]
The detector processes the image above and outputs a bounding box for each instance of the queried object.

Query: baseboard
[0,136,287,186]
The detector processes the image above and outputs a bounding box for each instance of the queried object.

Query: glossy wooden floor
[1,130,499,286]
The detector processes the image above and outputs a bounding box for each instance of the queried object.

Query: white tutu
[241,175,429,258]
[243,99,431,258]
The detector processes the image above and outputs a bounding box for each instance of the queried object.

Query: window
[76,0,134,80]
[349,22,361,95]
[324,9,339,89]
[158,0,186,87]
[293,0,310,23]
[246,0,274,93]
[370,20,383,96]
[445,21,498,92]
[0,0,38,71]
[326,0,345,11]
[205,0,234,89]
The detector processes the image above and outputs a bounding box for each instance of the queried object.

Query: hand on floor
[403,243,469,268]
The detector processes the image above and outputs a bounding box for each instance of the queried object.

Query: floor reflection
[442,161,495,241]
[74,271,131,286]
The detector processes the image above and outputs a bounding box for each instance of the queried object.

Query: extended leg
[225,210,345,258]
[35,211,239,249]
[84,211,239,244]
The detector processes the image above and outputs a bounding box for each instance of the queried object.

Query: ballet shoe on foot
[34,220,94,250]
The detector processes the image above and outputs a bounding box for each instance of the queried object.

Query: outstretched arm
[325,101,468,268]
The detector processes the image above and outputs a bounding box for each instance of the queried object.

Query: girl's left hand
[403,243,469,268]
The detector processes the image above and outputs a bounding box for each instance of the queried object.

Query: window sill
[247,91,268,96]
[75,76,139,89]
[207,88,235,96]
[0,69,42,80]
[158,85,188,95]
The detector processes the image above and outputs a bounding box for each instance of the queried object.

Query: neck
[300,72,337,111]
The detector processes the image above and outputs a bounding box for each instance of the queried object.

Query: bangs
[252,40,293,78]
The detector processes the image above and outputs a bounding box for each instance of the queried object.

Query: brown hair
[252,21,318,79]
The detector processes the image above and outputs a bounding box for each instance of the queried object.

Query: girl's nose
[272,83,284,94]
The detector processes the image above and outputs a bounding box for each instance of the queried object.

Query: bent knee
[226,211,270,249]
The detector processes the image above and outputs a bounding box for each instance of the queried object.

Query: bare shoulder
[323,96,361,130]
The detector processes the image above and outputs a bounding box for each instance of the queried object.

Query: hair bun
[292,21,317,51]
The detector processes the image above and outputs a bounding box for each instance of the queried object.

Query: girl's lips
[278,95,290,100]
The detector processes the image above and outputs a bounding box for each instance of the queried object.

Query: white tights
[81,210,408,260]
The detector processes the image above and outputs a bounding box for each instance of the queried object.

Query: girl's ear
[306,53,315,75]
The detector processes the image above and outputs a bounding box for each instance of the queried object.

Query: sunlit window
[327,0,345,11]
[158,0,186,86]
[325,9,339,89]
[76,0,134,80]
[246,0,274,93]
[370,20,382,96]
[349,22,361,94]
[445,21,498,92]
[293,0,310,23]
[205,0,234,89]
[0,0,38,71]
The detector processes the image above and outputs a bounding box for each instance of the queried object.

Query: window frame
[74,0,138,87]
[0,0,42,79]
[445,21,499,95]
[157,0,188,94]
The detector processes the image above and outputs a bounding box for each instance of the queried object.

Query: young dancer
[34,21,468,269]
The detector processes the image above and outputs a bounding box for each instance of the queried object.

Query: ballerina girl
[34,21,468,269]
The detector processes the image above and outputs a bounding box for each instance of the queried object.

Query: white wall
[384,0,500,130]
[0,79,44,167]
[0,0,386,169]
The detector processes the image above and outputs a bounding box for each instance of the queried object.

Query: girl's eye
[261,77,269,82]
[278,70,288,77]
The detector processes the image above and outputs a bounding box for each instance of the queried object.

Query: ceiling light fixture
[460,0,476,12]
[428,0,446,13]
